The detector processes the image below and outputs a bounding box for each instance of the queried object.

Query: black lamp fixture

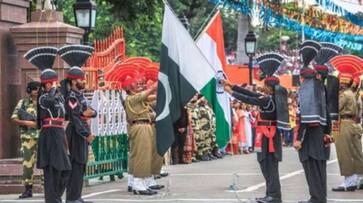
[244,31,257,85]
[245,31,257,57]
[73,0,97,44]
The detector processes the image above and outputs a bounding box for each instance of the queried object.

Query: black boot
[200,154,211,161]
[133,189,157,195]
[110,175,115,181]
[19,185,33,199]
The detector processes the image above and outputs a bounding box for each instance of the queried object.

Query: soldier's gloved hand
[178,128,186,133]
[293,140,302,151]
[151,83,158,91]
[323,134,334,147]
[220,79,232,87]
[224,85,232,94]
[86,134,96,144]
[83,108,95,117]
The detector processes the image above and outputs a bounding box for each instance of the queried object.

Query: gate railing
[85,90,128,179]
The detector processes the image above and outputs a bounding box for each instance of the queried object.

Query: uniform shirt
[125,92,155,123]
[66,90,93,138]
[339,89,358,117]
[231,86,276,121]
[11,97,39,139]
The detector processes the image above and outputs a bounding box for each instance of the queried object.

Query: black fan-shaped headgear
[58,45,94,68]
[256,53,284,77]
[315,42,343,65]
[314,42,343,78]
[299,40,321,67]
[24,46,58,71]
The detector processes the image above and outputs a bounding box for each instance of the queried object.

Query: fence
[85,90,128,179]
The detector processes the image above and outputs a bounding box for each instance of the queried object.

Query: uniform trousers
[43,166,70,203]
[302,158,327,203]
[21,137,38,185]
[66,162,86,201]
[259,153,281,199]
[129,124,163,178]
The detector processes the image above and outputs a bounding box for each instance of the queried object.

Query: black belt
[42,120,63,125]
[131,119,154,125]
[42,120,64,128]
[308,123,320,127]
[340,115,354,120]
[257,121,276,126]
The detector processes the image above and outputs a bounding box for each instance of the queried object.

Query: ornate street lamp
[73,0,97,44]
[244,31,257,85]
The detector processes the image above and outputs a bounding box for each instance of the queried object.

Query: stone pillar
[0,0,30,159]
[11,10,84,87]
[4,11,84,158]
[0,0,30,30]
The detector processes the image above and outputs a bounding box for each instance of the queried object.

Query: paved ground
[0,146,362,203]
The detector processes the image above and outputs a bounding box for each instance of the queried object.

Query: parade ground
[0,147,361,203]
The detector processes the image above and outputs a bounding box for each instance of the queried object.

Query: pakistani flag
[156,5,231,156]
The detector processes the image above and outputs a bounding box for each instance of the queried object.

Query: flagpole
[193,4,220,40]
[161,0,181,20]
[161,1,219,75]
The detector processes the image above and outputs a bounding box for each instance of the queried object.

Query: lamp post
[244,31,257,85]
[73,0,97,44]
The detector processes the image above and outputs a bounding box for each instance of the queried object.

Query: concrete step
[0,158,43,194]
[0,183,42,194]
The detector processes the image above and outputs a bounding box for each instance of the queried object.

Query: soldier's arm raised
[147,94,156,102]
[129,83,157,104]
[39,87,58,108]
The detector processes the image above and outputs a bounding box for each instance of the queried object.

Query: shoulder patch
[68,99,78,109]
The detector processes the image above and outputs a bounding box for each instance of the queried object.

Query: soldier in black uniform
[171,107,189,164]
[58,45,96,203]
[294,40,335,203]
[24,46,72,203]
[223,53,290,203]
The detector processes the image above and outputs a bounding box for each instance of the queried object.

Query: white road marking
[171,173,262,176]
[230,159,338,193]
[1,198,362,202]
[153,172,342,176]
[82,189,122,198]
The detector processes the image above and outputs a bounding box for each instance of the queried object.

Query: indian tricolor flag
[196,10,232,154]
[155,5,231,156]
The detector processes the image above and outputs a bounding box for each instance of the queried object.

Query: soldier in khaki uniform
[332,73,363,192]
[11,81,41,199]
[123,74,164,195]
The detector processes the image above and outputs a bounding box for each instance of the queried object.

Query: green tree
[256,28,300,51]
[54,0,242,61]
[59,0,116,41]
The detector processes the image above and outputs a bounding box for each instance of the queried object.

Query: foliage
[256,28,300,51]
[168,0,215,37]
[167,1,238,51]
[59,0,116,41]
[221,9,238,52]
[29,0,362,61]
[119,3,163,61]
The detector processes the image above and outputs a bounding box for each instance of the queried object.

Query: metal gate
[85,90,128,179]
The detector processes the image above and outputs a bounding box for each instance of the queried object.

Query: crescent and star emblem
[156,72,172,121]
